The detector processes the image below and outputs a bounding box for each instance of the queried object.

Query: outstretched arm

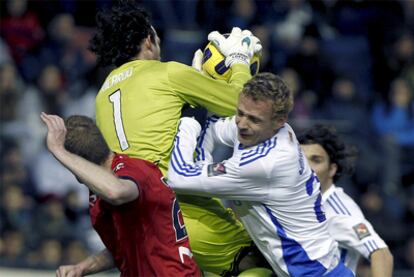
[40,112,138,205]
[56,248,115,277]
[169,27,262,117]
[370,247,393,277]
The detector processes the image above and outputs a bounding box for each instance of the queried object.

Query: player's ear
[143,36,152,50]
[329,163,337,179]
[273,115,287,132]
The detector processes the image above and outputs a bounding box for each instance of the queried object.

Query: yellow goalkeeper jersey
[96,60,249,174]
[95,59,252,274]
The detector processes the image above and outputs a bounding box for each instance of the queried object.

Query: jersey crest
[352,223,371,240]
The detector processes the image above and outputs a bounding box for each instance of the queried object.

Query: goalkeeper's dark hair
[298,124,357,182]
[242,72,294,120]
[89,2,156,67]
[64,115,110,165]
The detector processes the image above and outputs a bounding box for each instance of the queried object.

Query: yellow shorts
[178,195,252,275]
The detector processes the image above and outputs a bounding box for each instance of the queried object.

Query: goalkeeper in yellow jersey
[89,2,264,275]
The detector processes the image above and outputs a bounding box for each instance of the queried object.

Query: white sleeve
[195,116,237,163]
[168,118,270,201]
[327,214,388,260]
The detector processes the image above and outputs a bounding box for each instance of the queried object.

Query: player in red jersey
[40,112,200,277]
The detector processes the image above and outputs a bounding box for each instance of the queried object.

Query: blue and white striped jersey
[168,117,354,276]
[322,185,388,274]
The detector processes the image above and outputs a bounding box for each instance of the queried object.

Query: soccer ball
[201,41,260,81]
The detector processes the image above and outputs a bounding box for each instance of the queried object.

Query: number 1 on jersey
[109,90,129,151]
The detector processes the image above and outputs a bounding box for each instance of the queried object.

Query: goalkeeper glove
[208,27,262,67]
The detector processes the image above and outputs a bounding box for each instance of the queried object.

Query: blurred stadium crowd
[0,0,413,274]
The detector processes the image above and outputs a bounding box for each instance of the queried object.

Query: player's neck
[134,52,148,60]
[134,49,156,61]
[321,182,333,194]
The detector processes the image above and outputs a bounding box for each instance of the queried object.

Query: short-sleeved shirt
[322,185,388,274]
[89,154,200,277]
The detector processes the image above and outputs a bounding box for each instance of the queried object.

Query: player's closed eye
[249,116,261,124]
[238,110,261,124]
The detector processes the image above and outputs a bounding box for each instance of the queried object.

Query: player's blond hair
[241,72,294,119]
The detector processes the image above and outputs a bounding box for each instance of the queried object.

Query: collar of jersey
[238,134,277,150]
[321,184,337,202]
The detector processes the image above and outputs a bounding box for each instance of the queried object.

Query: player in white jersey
[298,124,393,277]
[167,73,354,277]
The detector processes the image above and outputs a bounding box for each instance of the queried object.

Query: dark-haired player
[299,124,393,277]
[89,2,262,275]
[41,113,201,277]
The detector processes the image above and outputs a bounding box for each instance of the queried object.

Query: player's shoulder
[210,115,236,129]
[235,140,277,181]
[323,186,364,218]
[165,60,192,71]
[97,60,166,94]
[277,123,298,144]
[112,154,148,176]
[165,61,203,80]
[113,59,169,74]
[112,154,135,172]
[235,124,300,173]
[271,123,302,163]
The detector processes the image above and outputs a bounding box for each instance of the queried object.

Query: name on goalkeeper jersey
[101,68,133,91]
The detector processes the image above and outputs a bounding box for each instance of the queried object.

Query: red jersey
[89,154,200,277]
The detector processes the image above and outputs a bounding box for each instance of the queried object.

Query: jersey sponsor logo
[113,162,125,172]
[207,162,227,176]
[353,223,371,240]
